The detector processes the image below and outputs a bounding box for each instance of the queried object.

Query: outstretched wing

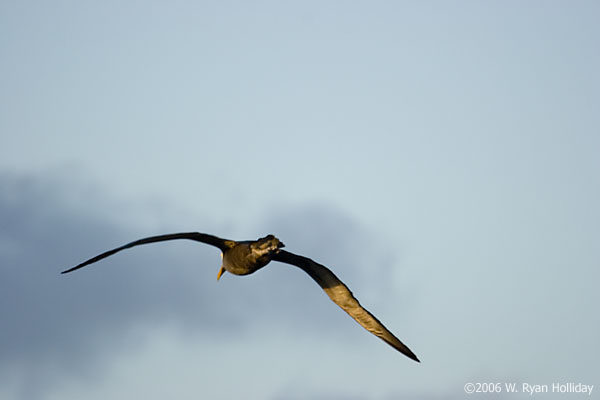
[272,250,419,362]
[61,232,233,274]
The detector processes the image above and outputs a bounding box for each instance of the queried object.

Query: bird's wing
[272,250,419,362]
[61,232,233,274]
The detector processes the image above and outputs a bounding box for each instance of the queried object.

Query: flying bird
[62,232,419,362]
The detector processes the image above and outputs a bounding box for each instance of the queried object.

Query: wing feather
[272,250,419,362]
[61,232,231,274]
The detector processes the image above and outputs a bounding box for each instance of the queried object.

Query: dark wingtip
[404,351,420,363]
[397,345,420,362]
[61,265,81,274]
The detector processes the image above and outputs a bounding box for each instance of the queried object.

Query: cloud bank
[0,172,401,399]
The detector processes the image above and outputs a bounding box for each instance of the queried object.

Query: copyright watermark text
[463,382,594,396]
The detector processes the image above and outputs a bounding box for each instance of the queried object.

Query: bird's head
[249,234,285,271]
[255,234,285,253]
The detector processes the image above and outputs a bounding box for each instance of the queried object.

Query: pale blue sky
[1,1,599,399]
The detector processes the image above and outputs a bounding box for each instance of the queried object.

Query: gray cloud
[1,172,401,398]
[0,173,243,397]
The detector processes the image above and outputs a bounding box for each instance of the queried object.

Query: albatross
[61,232,419,362]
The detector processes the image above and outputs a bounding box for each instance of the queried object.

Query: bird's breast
[222,245,270,276]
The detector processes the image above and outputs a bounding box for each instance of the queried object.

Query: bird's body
[62,232,419,362]
[220,235,284,276]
